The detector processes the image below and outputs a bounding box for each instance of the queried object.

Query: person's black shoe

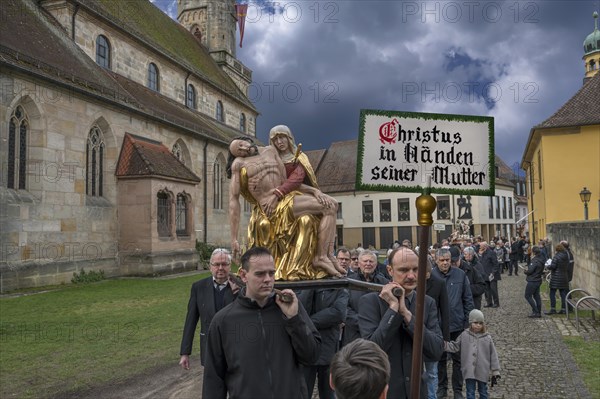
[484,304,493,308]
[515,273,519,276]
[558,309,566,314]
[492,304,500,308]
[508,274,512,276]
[437,387,447,398]
[528,313,541,318]
[544,309,557,315]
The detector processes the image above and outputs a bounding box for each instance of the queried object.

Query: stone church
[0,0,257,292]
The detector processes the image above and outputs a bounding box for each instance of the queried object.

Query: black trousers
[485,280,499,306]
[509,259,519,275]
[303,365,334,399]
[438,330,464,392]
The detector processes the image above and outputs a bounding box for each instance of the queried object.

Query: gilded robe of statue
[239,153,328,281]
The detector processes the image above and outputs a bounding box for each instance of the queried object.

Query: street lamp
[579,187,591,220]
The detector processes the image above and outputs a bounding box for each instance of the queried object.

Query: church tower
[583,11,600,83]
[177,0,252,94]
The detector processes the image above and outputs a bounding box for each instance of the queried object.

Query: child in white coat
[445,309,501,399]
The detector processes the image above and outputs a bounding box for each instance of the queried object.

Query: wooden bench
[565,289,600,331]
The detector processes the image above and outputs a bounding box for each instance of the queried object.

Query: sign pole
[409,176,436,399]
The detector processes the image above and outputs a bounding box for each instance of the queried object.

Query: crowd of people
[177,234,574,399]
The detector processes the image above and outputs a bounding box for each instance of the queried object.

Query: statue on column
[227,126,345,280]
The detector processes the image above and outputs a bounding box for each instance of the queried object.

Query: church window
[216,101,224,122]
[362,201,373,223]
[186,84,196,109]
[157,191,172,237]
[148,63,159,91]
[379,199,391,222]
[176,193,189,236]
[96,35,111,69]
[7,105,28,190]
[86,127,105,196]
[213,158,223,209]
[240,113,246,133]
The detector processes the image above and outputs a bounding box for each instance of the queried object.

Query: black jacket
[459,260,486,298]
[426,275,450,341]
[180,278,236,365]
[297,288,349,365]
[480,248,501,281]
[525,256,545,283]
[343,270,388,346]
[548,251,570,289]
[202,290,321,399]
[359,291,444,399]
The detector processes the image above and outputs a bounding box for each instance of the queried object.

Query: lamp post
[579,187,591,220]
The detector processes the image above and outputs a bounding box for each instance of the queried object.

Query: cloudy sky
[154,0,599,170]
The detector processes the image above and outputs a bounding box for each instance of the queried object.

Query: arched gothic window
[176,193,189,236]
[148,63,159,91]
[157,190,172,237]
[240,113,246,133]
[7,105,28,190]
[86,127,105,196]
[186,84,196,109]
[96,35,111,69]
[213,158,223,209]
[216,101,224,122]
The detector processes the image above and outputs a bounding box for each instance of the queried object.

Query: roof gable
[116,133,201,182]
[535,73,600,129]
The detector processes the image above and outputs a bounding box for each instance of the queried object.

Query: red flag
[235,4,248,48]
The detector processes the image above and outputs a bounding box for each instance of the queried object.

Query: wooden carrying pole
[409,180,436,399]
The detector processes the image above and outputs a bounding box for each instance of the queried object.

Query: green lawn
[563,336,600,398]
[0,273,209,399]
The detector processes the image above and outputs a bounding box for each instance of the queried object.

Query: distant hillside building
[0,0,257,292]
[521,12,600,243]
[306,141,518,249]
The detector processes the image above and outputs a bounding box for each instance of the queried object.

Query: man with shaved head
[358,247,444,399]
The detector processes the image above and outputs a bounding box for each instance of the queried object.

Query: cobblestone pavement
[442,265,599,399]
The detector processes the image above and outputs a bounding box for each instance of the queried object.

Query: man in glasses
[179,248,239,370]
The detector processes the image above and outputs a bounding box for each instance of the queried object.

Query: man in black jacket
[342,250,389,346]
[358,247,443,399]
[297,288,349,399]
[202,247,321,399]
[479,242,501,308]
[509,238,522,276]
[458,247,486,310]
[179,248,238,369]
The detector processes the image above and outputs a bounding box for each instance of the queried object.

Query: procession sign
[356,109,495,196]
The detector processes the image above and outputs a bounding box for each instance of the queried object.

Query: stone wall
[547,220,600,297]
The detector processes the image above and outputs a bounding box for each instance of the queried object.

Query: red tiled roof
[307,140,359,193]
[535,73,600,129]
[116,133,201,182]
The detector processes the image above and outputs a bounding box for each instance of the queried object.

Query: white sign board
[356,109,495,196]
[434,223,446,231]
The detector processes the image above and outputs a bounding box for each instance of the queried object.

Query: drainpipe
[71,3,80,41]
[203,140,208,243]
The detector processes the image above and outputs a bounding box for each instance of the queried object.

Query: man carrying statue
[227,125,346,280]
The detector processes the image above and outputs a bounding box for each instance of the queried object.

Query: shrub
[71,268,105,284]
[196,241,218,269]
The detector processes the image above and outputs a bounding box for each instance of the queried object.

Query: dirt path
[65,364,202,399]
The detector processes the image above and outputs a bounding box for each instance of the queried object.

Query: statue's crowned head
[269,125,297,157]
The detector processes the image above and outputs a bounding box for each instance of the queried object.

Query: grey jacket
[446,329,501,383]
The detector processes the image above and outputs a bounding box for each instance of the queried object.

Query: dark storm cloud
[157,0,600,167]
